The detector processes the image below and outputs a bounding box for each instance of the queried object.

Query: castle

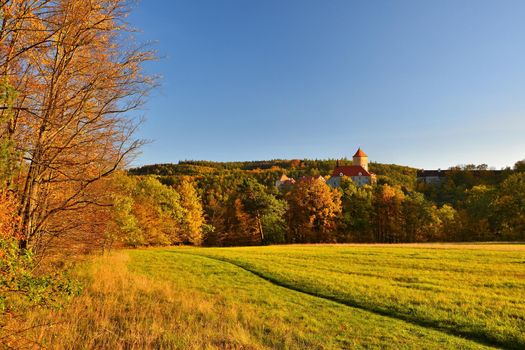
[326,148,376,187]
[276,148,376,190]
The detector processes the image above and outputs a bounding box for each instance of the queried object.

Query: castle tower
[352,148,368,171]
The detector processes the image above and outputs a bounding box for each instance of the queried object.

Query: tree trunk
[256,213,264,242]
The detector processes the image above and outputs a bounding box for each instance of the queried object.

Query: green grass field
[8,244,525,349]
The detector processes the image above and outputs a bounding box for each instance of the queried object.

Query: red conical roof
[353,148,368,157]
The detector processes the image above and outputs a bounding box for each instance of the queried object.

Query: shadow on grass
[171,250,518,350]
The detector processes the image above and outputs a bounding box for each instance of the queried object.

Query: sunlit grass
[181,243,525,349]
[2,245,504,349]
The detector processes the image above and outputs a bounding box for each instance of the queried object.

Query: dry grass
[2,252,263,350]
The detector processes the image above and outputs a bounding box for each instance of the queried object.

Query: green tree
[339,178,373,242]
[514,160,525,172]
[108,173,144,247]
[462,185,497,241]
[113,195,144,248]
[436,204,458,241]
[198,172,251,245]
[0,81,18,188]
[402,192,439,242]
[239,178,286,243]
[261,198,288,244]
[493,173,525,240]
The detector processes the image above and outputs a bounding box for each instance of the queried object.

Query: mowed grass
[3,245,508,349]
[179,243,525,349]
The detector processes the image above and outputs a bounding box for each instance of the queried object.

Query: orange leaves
[177,179,205,245]
[0,0,154,249]
[287,177,342,242]
[0,190,21,240]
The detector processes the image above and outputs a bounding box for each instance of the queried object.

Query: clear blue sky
[128,0,525,169]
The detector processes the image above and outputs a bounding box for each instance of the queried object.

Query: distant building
[275,174,296,190]
[299,175,326,183]
[275,174,327,191]
[416,168,505,185]
[327,148,377,187]
[416,170,446,185]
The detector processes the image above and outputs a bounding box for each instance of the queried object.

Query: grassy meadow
[4,244,524,349]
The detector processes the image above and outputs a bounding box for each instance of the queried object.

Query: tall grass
[3,253,264,349]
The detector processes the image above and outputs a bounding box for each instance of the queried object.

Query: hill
[129,159,419,189]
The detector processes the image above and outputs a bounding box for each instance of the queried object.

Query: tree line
[108,160,525,248]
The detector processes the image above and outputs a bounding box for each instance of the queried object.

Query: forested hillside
[124,159,525,246]
[130,159,419,188]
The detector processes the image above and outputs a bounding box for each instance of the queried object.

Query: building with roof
[416,170,446,185]
[275,174,296,190]
[299,175,326,183]
[275,174,327,191]
[327,148,377,187]
[416,168,505,185]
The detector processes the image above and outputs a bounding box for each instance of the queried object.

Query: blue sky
[128,0,525,169]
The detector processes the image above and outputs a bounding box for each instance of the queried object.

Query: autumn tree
[372,184,405,243]
[222,197,259,246]
[1,75,79,327]
[198,172,244,245]
[134,177,185,245]
[109,174,191,247]
[0,0,154,252]
[0,190,18,239]
[177,178,205,245]
[108,172,143,247]
[0,77,21,242]
[287,178,342,243]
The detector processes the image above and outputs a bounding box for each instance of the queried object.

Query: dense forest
[125,159,525,246]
